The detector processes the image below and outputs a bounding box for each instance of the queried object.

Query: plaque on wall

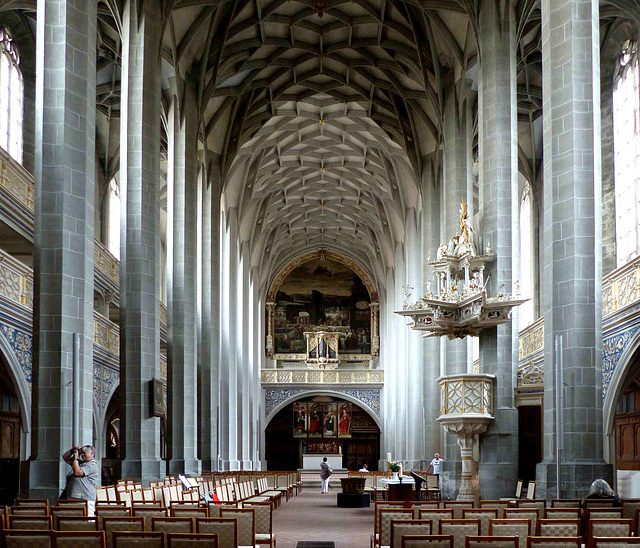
[338,402,352,438]
[323,402,337,437]
[309,402,323,438]
[293,401,307,438]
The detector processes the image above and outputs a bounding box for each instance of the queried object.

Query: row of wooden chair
[376,514,638,548]
[399,535,640,548]
[2,530,221,548]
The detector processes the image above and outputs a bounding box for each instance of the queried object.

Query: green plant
[389,461,401,472]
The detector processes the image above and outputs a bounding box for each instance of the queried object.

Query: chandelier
[396,201,527,339]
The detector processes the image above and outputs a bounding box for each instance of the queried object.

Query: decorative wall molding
[261,368,383,385]
[264,387,381,419]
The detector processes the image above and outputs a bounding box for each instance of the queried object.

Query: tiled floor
[273,488,374,548]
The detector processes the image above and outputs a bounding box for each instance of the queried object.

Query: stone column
[477,0,520,500]
[28,0,97,499]
[240,243,252,469]
[538,0,609,498]
[119,0,163,481]
[219,208,240,470]
[167,80,200,476]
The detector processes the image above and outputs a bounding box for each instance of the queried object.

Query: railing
[0,148,34,213]
[0,248,32,309]
[261,369,384,384]
[519,317,544,360]
[439,374,494,416]
[603,255,640,316]
[94,239,119,289]
[94,312,119,356]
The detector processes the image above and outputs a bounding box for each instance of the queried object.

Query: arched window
[519,184,533,329]
[108,179,120,259]
[0,28,23,163]
[613,40,640,267]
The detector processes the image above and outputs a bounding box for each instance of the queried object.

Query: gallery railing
[261,369,384,384]
[603,254,640,316]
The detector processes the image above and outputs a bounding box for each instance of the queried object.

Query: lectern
[410,471,426,501]
[387,479,413,507]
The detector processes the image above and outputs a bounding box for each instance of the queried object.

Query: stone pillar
[119,0,163,481]
[240,243,252,469]
[219,208,240,470]
[477,0,520,500]
[538,0,609,498]
[167,81,200,476]
[28,0,97,499]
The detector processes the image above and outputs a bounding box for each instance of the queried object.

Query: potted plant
[389,461,401,480]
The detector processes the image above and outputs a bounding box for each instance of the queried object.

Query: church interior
[0,0,640,522]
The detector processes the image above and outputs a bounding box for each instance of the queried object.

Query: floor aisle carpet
[272,489,375,548]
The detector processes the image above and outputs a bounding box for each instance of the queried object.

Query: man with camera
[62,445,99,515]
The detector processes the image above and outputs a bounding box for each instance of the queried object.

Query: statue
[458,199,475,256]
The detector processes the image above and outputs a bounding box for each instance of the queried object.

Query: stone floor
[272,487,374,548]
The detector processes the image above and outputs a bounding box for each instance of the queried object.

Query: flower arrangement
[389,461,401,473]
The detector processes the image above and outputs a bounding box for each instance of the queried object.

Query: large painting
[338,402,352,438]
[293,402,307,438]
[273,258,372,355]
[308,402,323,438]
[323,402,337,437]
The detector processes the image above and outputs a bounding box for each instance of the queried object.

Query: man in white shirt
[429,452,444,476]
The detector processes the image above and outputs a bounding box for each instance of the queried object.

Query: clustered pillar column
[538,0,609,498]
[29,0,97,499]
[167,79,201,476]
[119,0,163,481]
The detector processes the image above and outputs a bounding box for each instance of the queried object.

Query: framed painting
[293,401,307,438]
[338,402,352,438]
[308,402,323,437]
[323,402,337,437]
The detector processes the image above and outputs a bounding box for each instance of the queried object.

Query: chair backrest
[462,509,498,536]
[55,516,100,531]
[517,500,546,514]
[622,499,640,526]
[169,509,207,519]
[550,500,581,508]
[443,502,474,520]
[544,509,580,520]
[426,476,439,490]
[417,509,454,537]
[591,540,640,547]
[587,518,633,547]
[537,519,580,537]
[411,502,439,518]
[464,536,519,548]
[379,509,415,546]
[53,531,106,548]
[526,482,536,500]
[401,535,453,548]
[515,480,523,499]
[243,502,272,535]
[585,508,623,523]
[489,519,531,547]
[478,501,510,519]
[11,507,49,516]
[504,508,539,533]
[526,537,581,548]
[8,515,53,530]
[166,533,218,548]
[151,517,193,534]
[3,529,53,548]
[220,508,254,547]
[131,509,168,530]
[14,501,49,509]
[194,518,236,548]
[96,507,132,518]
[391,520,432,548]
[51,506,87,519]
[206,504,237,519]
[102,517,146,548]
[439,519,480,547]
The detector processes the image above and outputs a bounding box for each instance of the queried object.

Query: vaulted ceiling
[2,0,639,293]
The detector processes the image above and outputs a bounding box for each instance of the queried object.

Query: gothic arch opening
[265,395,380,471]
[0,353,22,504]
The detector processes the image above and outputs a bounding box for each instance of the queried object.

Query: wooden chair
[587,518,633,548]
[526,537,581,548]
[443,501,474,519]
[515,480,524,500]
[410,502,439,519]
[102,517,145,548]
[166,533,218,548]
[537,519,580,537]
[416,510,454,540]
[372,502,407,547]
[55,516,100,531]
[390,520,432,548]
[464,536,519,548]
[14,500,49,509]
[50,506,87,521]
[243,501,275,548]
[150,517,193,534]
[517,500,546,513]
[3,529,53,548]
[219,507,255,548]
[96,507,132,518]
[504,508,539,534]
[488,519,530,548]
[10,507,49,516]
[401,535,453,548]
[132,508,168,531]
[544,509,579,521]
[462,509,498,536]
[550,500,580,508]
[425,476,441,502]
[525,481,536,500]
[194,518,236,548]
[591,539,640,547]
[478,501,510,519]
[169,508,207,520]
[438,519,480,547]
[7,515,53,530]
[53,531,105,548]
[377,509,414,548]
[622,499,640,531]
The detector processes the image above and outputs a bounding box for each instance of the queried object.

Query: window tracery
[0,27,23,163]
